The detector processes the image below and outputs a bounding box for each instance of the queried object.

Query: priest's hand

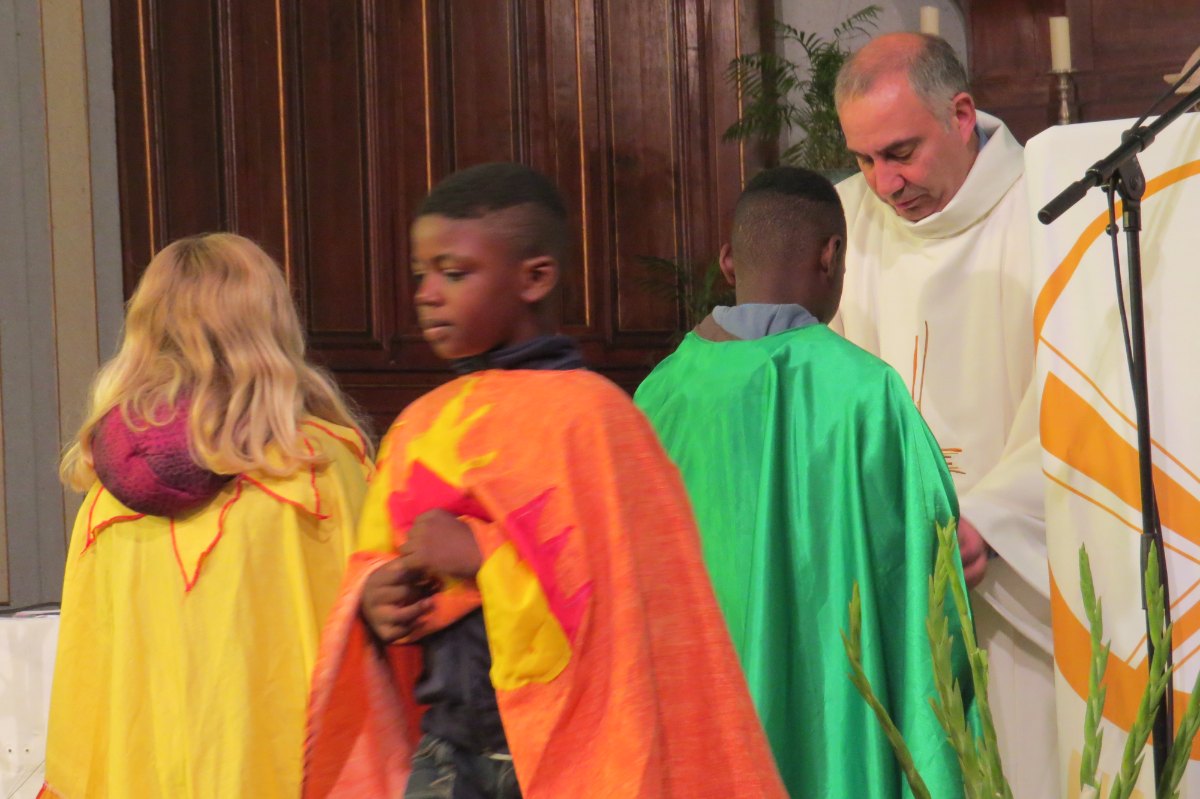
[361,558,435,644]
[957,516,988,588]
[400,509,483,580]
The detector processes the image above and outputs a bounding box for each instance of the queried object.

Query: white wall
[778,0,967,66]
[0,0,123,608]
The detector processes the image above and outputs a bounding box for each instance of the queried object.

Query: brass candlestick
[1052,70,1077,125]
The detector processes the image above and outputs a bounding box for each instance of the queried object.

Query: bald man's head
[835,32,969,120]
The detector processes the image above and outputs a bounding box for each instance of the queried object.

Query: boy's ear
[718,243,736,287]
[519,255,559,304]
[819,235,844,278]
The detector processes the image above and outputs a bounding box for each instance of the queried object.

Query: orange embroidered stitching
[84,486,105,551]
[240,471,330,520]
[302,419,368,465]
[910,320,931,412]
[918,320,929,411]
[911,321,965,476]
[172,477,245,592]
[305,437,323,518]
[83,487,147,553]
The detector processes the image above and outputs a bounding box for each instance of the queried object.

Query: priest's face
[839,73,978,222]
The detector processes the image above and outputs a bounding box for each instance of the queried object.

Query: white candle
[919,6,939,36]
[1049,16,1072,72]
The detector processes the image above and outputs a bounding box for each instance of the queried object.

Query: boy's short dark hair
[417,162,570,264]
[740,166,843,210]
[732,167,846,271]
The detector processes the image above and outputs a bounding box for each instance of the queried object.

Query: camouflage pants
[404,734,522,799]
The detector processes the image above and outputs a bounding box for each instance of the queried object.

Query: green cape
[635,323,973,798]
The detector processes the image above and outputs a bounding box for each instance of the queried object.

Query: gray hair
[834,34,969,120]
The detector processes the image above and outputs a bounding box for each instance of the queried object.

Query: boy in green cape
[635,167,974,798]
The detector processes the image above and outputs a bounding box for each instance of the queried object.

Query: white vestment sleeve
[959,347,1053,654]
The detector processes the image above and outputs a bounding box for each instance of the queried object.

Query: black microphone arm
[1038,80,1200,225]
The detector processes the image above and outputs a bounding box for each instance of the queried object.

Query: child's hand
[400,509,483,580]
[361,558,434,644]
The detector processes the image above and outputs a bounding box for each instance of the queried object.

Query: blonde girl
[42,233,373,799]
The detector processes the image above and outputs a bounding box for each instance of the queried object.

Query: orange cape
[305,371,784,798]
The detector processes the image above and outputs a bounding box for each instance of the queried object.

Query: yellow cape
[41,420,371,799]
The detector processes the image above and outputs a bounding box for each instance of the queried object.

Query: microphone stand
[1039,81,1200,788]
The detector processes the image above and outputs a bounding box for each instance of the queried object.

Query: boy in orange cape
[304,163,784,799]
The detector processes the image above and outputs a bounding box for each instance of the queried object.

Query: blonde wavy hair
[61,232,371,491]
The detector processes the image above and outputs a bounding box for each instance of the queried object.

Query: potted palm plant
[724,7,881,180]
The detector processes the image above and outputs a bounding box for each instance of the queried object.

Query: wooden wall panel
[111,0,771,433]
[153,0,225,239]
[604,0,683,335]
[446,3,522,165]
[379,0,434,347]
[1069,0,1200,126]
[965,0,1200,143]
[112,0,158,286]
[219,0,288,256]
[536,3,592,330]
[292,1,371,335]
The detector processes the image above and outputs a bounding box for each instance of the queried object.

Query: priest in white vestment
[832,33,1058,799]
